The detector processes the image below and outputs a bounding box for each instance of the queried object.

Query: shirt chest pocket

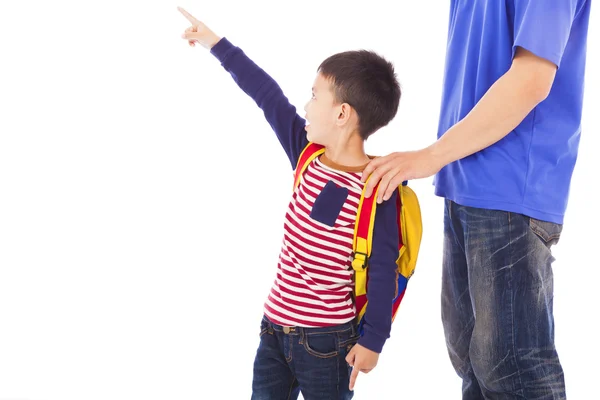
[309,180,352,228]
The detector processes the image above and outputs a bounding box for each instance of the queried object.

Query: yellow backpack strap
[352,178,381,315]
[398,184,423,280]
[293,143,325,190]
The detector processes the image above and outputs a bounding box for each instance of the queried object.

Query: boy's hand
[345,343,380,391]
[177,7,221,49]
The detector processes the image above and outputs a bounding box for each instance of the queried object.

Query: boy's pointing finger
[177,7,200,24]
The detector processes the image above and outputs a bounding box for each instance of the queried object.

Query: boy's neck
[322,134,371,171]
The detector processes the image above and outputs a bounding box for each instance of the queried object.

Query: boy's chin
[306,129,324,146]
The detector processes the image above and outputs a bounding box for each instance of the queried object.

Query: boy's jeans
[442,200,566,399]
[251,315,359,400]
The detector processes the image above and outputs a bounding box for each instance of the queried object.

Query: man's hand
[361,147,444,203]
[345,343,380,391]
[177,7,221,49]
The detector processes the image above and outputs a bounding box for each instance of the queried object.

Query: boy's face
[303,73,341,146]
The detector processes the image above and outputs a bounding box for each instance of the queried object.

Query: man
[361,1,591,398]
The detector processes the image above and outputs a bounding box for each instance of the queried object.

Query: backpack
[293,143,423,331]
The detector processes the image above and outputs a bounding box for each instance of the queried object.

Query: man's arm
[431,0,581,171]
[179,8,308,168]
[362,48,558,202]
[428,47,556,170]
[361,0,580,202]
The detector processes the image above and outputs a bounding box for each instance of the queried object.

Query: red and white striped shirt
[213,37,401,351]
[264,154,367,327]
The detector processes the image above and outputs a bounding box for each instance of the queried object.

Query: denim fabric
[442,200,566,399]
[251,315,359,400]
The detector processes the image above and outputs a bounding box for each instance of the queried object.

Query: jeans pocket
[529,217,563,247]
[303,332,339,358]
[338,332,359,353]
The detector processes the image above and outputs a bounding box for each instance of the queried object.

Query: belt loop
[267,319,274,335]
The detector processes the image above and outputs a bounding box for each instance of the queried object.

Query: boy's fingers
[345,349,355,366]
[177,7,200,24]
[349,366,359,391]
[182,32,200,40]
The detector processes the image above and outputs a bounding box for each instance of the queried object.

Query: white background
[0,1,598,399]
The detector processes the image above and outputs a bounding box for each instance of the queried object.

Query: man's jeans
[442,200,566,399]
[251,315,359,400]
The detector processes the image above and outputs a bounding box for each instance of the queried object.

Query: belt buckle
[283,326,293,334]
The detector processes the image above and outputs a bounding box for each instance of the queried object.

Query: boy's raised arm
[178,7,309,168]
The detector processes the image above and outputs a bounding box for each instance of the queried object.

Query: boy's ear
[336,103,353,126]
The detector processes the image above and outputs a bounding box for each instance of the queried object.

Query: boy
[179,7,402,399]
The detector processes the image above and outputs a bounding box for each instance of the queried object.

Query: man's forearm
[430,50,556,166]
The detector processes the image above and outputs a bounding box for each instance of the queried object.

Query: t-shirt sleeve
[512,0,579,67]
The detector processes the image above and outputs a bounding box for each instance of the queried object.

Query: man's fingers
[361,154,397,182]
[362,155,401,198]
[376,167,398,203]
[363,164,391,199]
[349,366,359,391]
[361,157,384,183]
[177,6,200,24]
[381,172,406,202]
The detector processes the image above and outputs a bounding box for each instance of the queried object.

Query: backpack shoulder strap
[293,143,325,190]
[351,177,381,319]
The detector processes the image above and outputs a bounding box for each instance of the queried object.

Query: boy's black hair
[318,50,401,140]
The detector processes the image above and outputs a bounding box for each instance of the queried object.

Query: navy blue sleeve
[357,190,400,354]
[210,37,309,167]
[512,0,579,67]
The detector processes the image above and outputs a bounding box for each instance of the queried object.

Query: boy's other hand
[177,7,221,49]
[345,343,379,391]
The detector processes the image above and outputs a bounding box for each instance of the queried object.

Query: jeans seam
[508,213,525,393]
[336,332,341,398]
[286,378,296,400]
[446,200,466,255]
[304,327,352,335]
[286,335,293,363]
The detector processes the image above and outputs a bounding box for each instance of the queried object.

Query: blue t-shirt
[434,0,591,224]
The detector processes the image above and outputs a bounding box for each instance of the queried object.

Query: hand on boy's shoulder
[362,148,445,204]
[177,7,222,49]
[346,343,380,391]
